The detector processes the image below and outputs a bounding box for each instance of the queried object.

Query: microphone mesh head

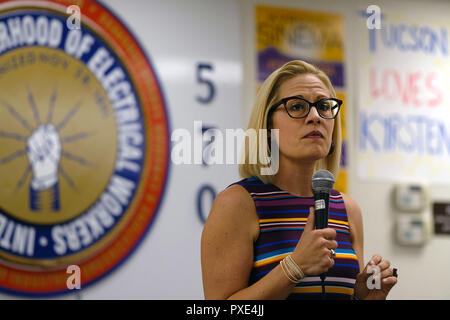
[312,170,335,192]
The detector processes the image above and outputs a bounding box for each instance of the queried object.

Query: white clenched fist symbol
[27,124,61,191]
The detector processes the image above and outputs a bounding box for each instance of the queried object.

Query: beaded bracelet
[280,258,301,284]
[285,255,305,280]
[279,255,305,284]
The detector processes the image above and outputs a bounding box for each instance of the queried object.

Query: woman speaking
[201,60,397,300]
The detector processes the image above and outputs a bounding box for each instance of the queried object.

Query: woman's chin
[301,146,328,160]
[281,150,327,163]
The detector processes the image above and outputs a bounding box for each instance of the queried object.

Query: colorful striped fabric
[232,176,360,300]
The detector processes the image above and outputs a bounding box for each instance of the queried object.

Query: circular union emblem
[0,0,169,296]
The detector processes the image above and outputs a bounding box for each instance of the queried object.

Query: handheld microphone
[311,169,335,230]
[311,169,335,299]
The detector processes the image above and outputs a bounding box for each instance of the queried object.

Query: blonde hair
[239,60,342,183]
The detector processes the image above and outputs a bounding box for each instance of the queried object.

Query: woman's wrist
[289,252,308,276]
[279,254,306,284]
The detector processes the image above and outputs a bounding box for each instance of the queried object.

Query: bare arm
[200,185,296,300]
[342,193,365,271]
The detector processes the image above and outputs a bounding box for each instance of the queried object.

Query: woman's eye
[289,103,306,111]
[318,102,331,111]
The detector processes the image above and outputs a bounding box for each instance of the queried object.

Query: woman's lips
[303,130,324,139]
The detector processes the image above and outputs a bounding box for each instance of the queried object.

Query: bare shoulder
[203,183,259,242]
[214,184,255,211]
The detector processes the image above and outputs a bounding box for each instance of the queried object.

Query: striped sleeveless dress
[232,176,360,300]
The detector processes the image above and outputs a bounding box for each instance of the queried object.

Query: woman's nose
[305,106,321,123]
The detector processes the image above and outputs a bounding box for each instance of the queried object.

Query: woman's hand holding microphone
[290,207,338,277]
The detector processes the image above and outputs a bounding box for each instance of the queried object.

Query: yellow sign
[256,5,344,62]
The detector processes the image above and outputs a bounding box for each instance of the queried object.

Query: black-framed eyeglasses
[269,96,342,119]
